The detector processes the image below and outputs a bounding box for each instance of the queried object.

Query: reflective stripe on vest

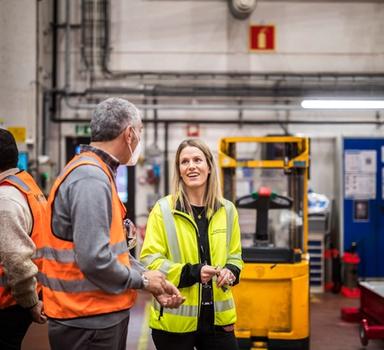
[158,198,182,262]
[141,253,163,267]
[154,301,199,317]
[227,253,242,263]
[38,272,101,292]
[215,298,235,312]
[34,241,127,262]
[141,253,173,276]
[4,175,30,191]
[153,298,234,317]
[223,200,233,251]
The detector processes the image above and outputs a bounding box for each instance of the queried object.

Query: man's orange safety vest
[41,152,137,319]
[0,171,47,309]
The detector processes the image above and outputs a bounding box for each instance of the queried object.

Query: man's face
[125,121,143,165]
[129,122,142,149]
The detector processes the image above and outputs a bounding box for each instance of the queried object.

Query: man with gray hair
[41,98,184,350]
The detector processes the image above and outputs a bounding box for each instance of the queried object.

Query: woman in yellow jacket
[140,139,243,350]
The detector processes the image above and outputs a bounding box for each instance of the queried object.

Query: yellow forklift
[218,136,310,350]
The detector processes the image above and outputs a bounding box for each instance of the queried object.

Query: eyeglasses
[123,218,137,250]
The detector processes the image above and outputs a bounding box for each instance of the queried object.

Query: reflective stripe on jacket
[41,152,137,319]
[140,195,243,333]
[0,171,47,308]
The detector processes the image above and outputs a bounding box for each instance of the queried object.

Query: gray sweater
[51,147,145,329]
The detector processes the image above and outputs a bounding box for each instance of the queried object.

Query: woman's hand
[200,265,218,284]
[216,267,235,288]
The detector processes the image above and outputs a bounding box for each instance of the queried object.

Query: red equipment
[341,248,360,298]
[341,280,384,346]
[324,247,341,293]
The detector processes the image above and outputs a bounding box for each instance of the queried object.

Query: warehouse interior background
[2,0,384,349]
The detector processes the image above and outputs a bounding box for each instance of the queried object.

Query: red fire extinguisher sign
[249,25,275,51]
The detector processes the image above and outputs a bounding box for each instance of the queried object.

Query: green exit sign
[75,124,91,136]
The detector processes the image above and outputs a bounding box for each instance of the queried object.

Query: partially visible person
[41,98,184,350]
[0,128,47,350]
[141,138,244,350]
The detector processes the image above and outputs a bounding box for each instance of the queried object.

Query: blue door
[343,138,384,278]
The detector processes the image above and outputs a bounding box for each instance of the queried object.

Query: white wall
[108,0,384,72]
[0,0,36,153]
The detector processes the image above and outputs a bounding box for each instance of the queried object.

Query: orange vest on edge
[0,171,47,309]
[41,152,137,319]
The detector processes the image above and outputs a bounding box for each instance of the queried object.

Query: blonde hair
[171,139,222,217]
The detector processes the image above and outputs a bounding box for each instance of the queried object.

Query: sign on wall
[249,25,275,51]
[7,126,26,143]
[344,150,376,199]
[75,124,91,136]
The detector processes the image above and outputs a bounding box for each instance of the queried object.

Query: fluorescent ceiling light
[301,100,384,109]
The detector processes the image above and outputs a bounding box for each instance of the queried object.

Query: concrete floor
[310,293,384,350]
[22,291,384,350]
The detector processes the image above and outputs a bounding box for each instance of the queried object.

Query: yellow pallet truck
[218,136,310,350]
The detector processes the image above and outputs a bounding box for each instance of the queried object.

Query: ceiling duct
[228,0,257,19]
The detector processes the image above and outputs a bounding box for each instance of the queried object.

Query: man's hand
[29,300,47,324]
[154,280,185,309]
[142,270,167,295]
[200,265,218,284]
[123,218,137,249]
[216,267,235,288]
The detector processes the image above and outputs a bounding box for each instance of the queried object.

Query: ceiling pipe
[57,102,305,111]
[44,90,384,126]
[65,0,71,92]
[75,68,384,82]
[83,83,384,98]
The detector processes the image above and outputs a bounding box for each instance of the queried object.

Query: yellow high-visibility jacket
[140,195,243,333]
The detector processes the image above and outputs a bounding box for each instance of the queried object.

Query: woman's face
[179,146,210,190]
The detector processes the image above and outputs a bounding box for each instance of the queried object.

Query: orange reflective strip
[42,261,85,281]
[43,253,130,283]
[33,257,44,271]
[117,252,129,265]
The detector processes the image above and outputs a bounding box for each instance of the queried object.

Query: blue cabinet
[343,138,384,278]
